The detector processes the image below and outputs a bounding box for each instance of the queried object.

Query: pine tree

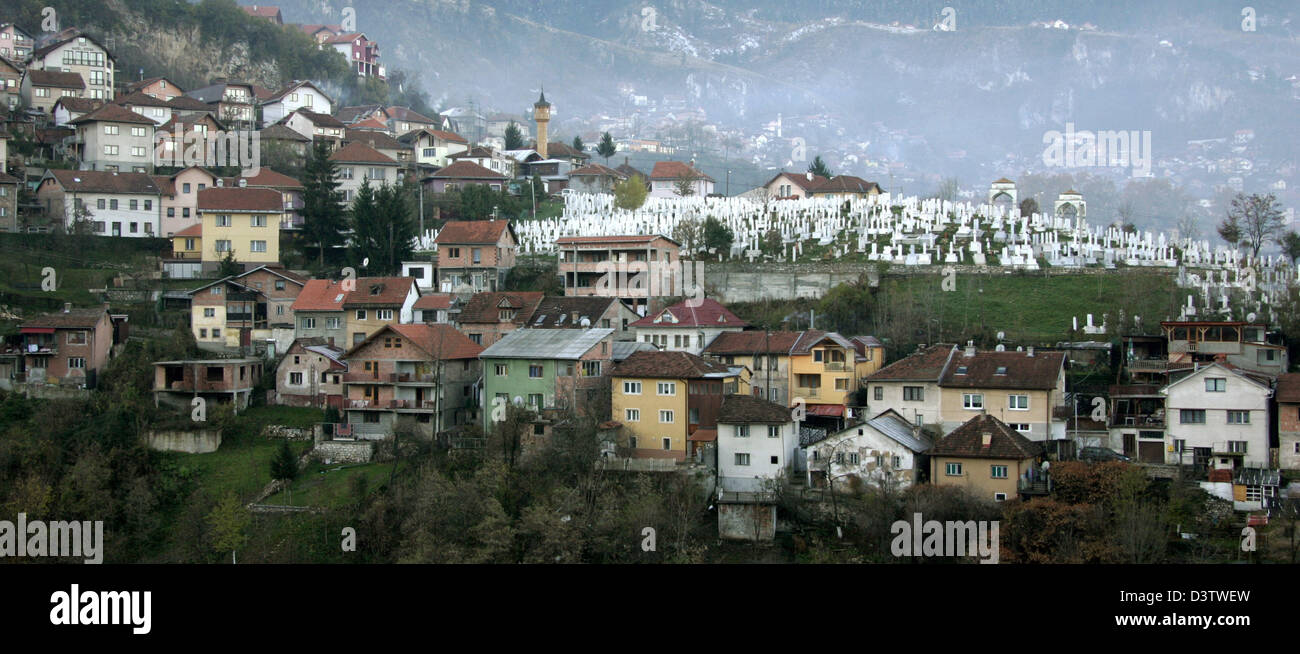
[597,132,617,164]
[504,122,524,151]
[270,439,299,484]
[350,179,416,276]
[808,155,832,179]
[300,141,346,269]
[572,135,585,153]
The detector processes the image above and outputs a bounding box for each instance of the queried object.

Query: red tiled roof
[21,307,107,330]
[434,220,510,244]
[328,141,396,164]
[611,350,737,379]
[568,163,625,178]
[765,171,828,193]
[241,5,282,18]
[293,109,345,128]
[456,291,544,324]
[688,428,717,442]
[350,117,389,130]
[629,298,747,329]
[343,277,415,308]
[940,349,1066,390]
[554,234,676,246]
[413,293,452,310]
[811,175,882,195]
[704,330,802,355]
[291,279,349,312]
[69,103,157,126]
[221,169,303,189]
[173,223,202,238]
[930,414,1043,460]
[47,169,160,194]
[430,161,505,180]
[1276,373,1300,404]
[196,187,282,212]
[113,90,172,108]
[650,160,713,182]
[27,69,85,89]
[389,323,483,360]
[866,344,958,382]
[719,395,792,423]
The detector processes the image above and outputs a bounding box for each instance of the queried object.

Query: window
[874,386,883,401]
[131,127,146,138]
[355,310,368,320]
[903,386,924,401]
[528,393,543,408]
[289,372,303,385]
[623,381,642,395]
[131,146,146,157]
[447,247,460,259]
[768,425,780,438]
[472,248,481,264]
[659,410,674,423]
[250,215,266,227]
[991,465,1008,479]
[625,408,640,422]
[529,364,543,378]
[215,215,231,227]
[835,378,849,390]
[994,493,1007,502]
[734,453,750,466]
[103,145,119,157]
[1180,409,1206,424]
[582,361,601,377]
[326,318,341,329]
[847,453,860,465]
[1008,423,1030,433]
[203,308,215,318]
[1227,410,1250,425]
[963,393,984,410]
[214,239,231,252]
[1009,394,1029,410]
[1205,378,1226,392]
[104,125,119,135]
[301,317,316,329]
[66,331,87,345]
[250,240,267,253]
[377,309,394,321]
[657,382,675,395]
[737,425,750,438]
[945,462,963,476]
[1228,441,1248,453]
[662,438,671,451]
[813,350,823,362]
[1258,349,1277,364]
[495,363,508,376]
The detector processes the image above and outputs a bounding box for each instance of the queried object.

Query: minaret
[533,88,551,160]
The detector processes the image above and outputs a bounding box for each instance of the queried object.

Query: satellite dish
[1247,312,1257,322]
[579,318,591,327]
[513,395,523,406]
[995,344,1005,352]
[362,257,370,267]
[996,331,1005,341]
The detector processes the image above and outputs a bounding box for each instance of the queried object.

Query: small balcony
[166,251,201,260]
[390,372,439,384]
[343,373,386,383]
[1110,413,1165,428]
[795,386,821,399]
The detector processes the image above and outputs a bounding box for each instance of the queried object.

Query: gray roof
[304,345,347,367]
[612,341,657,361]
[865,411,933,453]
[479,328,614,360]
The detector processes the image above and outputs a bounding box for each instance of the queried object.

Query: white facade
[635,326,743,355]
[70,191,161,237]
[866,379,943,428]
[78,118,156,173]
[806,415,929,490]
[261,84,333,126]
[649,177,713,198]
[32,36,114,99]
[1161,364,1272,469]
[717,420,797,493]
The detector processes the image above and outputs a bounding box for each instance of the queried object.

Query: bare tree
[1220,193,1286,259]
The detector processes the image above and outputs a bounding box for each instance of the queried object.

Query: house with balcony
[704,330,802,406]
[187,265,306,349]
[788,330,882,426]
[863,344,958,430]
[275,338,346,408]
[342,277,419,347]
[609,350,750,461]
[196,187,283,272]
[280,108,346,146]
[164,224,203,279]
[290,278,352,347]
[329,141,399,203]
[529,296,640,339]
[803,409,933,491]
[8,304,114,389]
[1161,320,1288,378]
[29,30,115,100]
[399,128,468,168]
[325,32,385,79]
[35,169,161,237]
[1161,362,1272,472]
[434,219,517,294]
[0,23,35,62]
[937,344,1068,443]
[260,80,334,126]
[153,358,263,413]
[629,297,747,356]
[455,291,544,347]
[929,413,1045,502]
[21,69,84,115]
[479,328,616,437]
[68,103,158,173]
[184,80,257,129]
[1107,383,1167,461]
[341,324,482,439]
[555,234,682,314]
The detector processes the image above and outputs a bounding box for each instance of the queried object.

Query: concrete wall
[145,428,222,453]
[718,502,776,541]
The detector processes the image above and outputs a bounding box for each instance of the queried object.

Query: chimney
[806,171,813,181]
[981,431,992,448]
[63,302,72,313]
[964,340,975,357]
[1027,346,1034,357]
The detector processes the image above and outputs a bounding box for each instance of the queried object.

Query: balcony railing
[823,361,848,371]
[166,251,201,260]
[796,387,820,399]
[1110,413,1165,428]
[390,372,439,384]
[343,373,385,383]
[1127,359,1168,371]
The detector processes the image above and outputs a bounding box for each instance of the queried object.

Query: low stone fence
[145,428,223,454]
[313,440,374,465]
[262,424,314,441]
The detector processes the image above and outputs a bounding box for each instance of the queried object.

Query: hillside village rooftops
[1276,373,1300,404]
[434,220,512,245]
[69,103,159,126]
[196,187,283,212]
[430,161,506,180]
[611,350,736,379]
[46,169,161,194]
[865,344,958,382]
[629,298,747,329]
[21,306,106,330]
[554,234,679,246]
[456,291,544,324]
[173,224,202,238]
[341,277,415,308]
[650,160,712,182]
[530,296,620,328]
[940,349,1066,390]
[328,141,396,164]
[356,323,484,360]
[704,330,803,355]
[479,328,614,360]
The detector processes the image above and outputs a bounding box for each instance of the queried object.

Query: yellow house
[789,331,880,416]
[929,413,1044,502]
[171,223,202,259]
[340,277,420,347]
[610,350,749,461]
[937,345,1067,442]
[197,187,282,273]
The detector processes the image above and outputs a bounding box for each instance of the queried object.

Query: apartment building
[196,187,282,271]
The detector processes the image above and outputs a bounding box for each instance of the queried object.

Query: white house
[1161,363,1272,470]
[398,128,469,168]
[35,169,162,237]
[716,395,797,493]
[260,81,335,127]
[863,344,956,428]
[648,161,714,198]
[629,298,748,355]
[805,409,932,490]
[68,103,158,173]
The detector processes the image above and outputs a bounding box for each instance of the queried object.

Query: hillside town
[0,4,1297,576]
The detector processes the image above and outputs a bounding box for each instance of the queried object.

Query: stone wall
[718,502,776,541]
[262,424,314,441]
[313,440,374,464]
[145,428,223,454]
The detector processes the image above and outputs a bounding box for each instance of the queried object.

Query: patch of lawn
[263,460,394,508]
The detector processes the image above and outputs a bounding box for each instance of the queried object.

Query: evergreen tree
[808,155,832,179]
[571,135,585,153]
[270,439,299,485]
[504,122,525,151]
[597,132,617,164]
[350,179,416,276]
[703,216,734,257]
[300,141,346,269]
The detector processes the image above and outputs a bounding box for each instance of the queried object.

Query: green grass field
[263,460,395,508]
